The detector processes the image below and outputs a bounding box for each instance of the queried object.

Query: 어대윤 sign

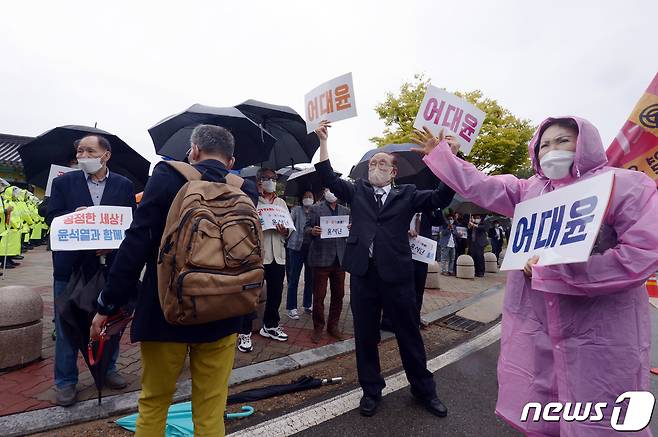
[409,235,438,265]
[50,206,133,251]
[305,72,357,133]
[500,171,615,271]
[413,85,486,155]
[257,205,296,231]
[320,215,350,239]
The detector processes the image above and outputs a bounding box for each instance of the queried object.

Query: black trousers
[491,239,503,261]
[351,259,437,400]
[263,261,286,328]
[413,260,429,323]
[471,244,485,276]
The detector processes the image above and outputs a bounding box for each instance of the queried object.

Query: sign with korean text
[413,85,486,155]
[50,206,133,251]
[45,165,78,197]
[409,235,438,264]
[320,215,350,239]
[305,72,357,133]
[257,205,296,231]
[455,226,468,239]
[500,171,615,271]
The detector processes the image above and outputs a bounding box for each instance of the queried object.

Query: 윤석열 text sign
[320,215,350,239]
[50,206,133,251]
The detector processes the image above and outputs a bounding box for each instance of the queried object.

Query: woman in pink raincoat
[415,116,658,436]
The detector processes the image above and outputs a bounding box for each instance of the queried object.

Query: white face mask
[262,180,276,193]
[302,198,314,207]
[473,218,481,224]
[368,167,393,187]
[324,191,337,203]
[540,150,575,180]
[448,219,454,224]
[77,157,104,174]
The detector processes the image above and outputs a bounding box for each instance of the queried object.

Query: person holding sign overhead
[314,121,455,419]
[415,117,658,436]
[306,187,350,343]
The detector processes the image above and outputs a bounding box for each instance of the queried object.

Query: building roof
[0,134,33,168]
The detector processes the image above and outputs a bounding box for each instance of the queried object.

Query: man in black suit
[488,219,505,262]
[313,122,456,418]
[47,134,136,406]
[468,214,489,277]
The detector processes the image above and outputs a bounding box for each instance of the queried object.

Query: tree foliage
[371,74,536,176]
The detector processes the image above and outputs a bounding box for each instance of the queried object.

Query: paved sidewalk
[0,246,506,417]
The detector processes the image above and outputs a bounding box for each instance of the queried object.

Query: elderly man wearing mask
[416,117,658,436]
[313,121,456,419]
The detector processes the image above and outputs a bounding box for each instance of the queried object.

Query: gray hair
[190,124,235,158]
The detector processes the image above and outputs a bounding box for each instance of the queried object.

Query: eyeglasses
[368,161,393,170]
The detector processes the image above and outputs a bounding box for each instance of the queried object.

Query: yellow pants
[136,334,237,437]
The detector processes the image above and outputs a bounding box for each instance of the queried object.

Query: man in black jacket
[468,214,489,277]
[47,134,136,406]
[314,121,455,419]
[90,125,258,436]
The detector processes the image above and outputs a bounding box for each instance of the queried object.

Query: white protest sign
[50,206,133,251]
[409,235,438,265]
[455,226,468,239]
[45,165,78,197]
[257,205,296,231]
[320,215,350,239]
[305,72,357,133]
[500,171,615,271]
[413,85,486,155]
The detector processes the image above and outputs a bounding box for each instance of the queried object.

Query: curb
[0,283,504,437]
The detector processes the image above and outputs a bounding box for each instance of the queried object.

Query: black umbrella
[55,265,133,404]
[236,100,320,170]
[148,104,276,168]
[275,165,300,182]
[227,376,342,405]
[19,125,150,192]
[449,194,491,215]
[349,143,429,183]
[283,167,341,198]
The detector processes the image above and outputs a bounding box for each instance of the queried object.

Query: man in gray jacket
[306,188,350,343]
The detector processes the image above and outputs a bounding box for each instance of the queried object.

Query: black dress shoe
[359,395,381,417]
[423,398,448,417]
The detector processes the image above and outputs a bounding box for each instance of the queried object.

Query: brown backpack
[157,161,264,325]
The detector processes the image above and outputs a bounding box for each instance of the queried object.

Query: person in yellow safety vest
[0,187,22,269]
[11,188,33,246]
[26,193,46,243]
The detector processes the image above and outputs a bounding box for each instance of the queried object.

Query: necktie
[375,193,383,210]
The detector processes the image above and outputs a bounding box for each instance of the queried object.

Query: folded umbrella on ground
[149,104,276,168]
[236,100,320,170]
[19,125,150,192]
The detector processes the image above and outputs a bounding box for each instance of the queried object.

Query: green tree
[371,74,536,176]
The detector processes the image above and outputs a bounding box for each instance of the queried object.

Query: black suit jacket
[470,223,490,248]
[46,170,136,281]
[97,160,259,343]
[315,160,455,283]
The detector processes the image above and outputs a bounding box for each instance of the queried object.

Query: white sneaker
[287,309,300,320]
[259,326,289,342]
[237,333,253,353]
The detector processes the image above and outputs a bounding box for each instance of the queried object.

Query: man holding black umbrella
[47,134,136,406]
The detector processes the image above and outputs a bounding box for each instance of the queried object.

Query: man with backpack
[90,125,260,436]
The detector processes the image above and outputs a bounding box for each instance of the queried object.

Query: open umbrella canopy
[148,104,276,168]
[448,194,491,215]
[19,125,150,192]
[349,143,428,182]
[236,100,320,170]
[283,166,341,199]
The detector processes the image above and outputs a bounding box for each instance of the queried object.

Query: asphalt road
[295,341,521,437]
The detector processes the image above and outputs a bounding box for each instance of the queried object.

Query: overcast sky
[1,0,656,176]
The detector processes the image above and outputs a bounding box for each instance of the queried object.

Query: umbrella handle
[225,405,255,420]
[88,334,106,366]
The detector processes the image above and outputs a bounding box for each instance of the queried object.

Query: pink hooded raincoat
[423,116,658,436]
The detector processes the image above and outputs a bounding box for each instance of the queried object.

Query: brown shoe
[327,328,344,341]
[311,329,323,343]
